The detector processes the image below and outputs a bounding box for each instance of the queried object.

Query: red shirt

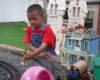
[24,25,56,48]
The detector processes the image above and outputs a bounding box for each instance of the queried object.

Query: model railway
[0,60,22,80]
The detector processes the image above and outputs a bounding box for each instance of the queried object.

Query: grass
[0,22,29,49]
[57,54,65,58]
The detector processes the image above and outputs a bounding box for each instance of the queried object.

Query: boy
[24,4,56,61]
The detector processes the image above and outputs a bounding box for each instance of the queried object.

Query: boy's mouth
[31,24,35,26]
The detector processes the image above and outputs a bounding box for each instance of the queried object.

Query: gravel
[0,47,66,80]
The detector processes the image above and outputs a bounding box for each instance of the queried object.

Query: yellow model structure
[21,48,28,65]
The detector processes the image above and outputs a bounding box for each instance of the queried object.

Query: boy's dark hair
[27,4,44,16]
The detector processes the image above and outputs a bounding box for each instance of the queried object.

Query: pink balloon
[20,66,54,80]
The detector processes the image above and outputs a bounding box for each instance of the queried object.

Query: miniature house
[61,29,99,71]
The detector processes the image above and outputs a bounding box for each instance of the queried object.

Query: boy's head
[27,4,44,16]
[27,4,45,29]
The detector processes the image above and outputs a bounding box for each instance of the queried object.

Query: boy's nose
[30,20,35,25]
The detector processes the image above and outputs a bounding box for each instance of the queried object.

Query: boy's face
[27,11,45,29]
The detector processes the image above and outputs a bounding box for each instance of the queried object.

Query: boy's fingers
[24,56,30,61]
[23,55,27,61]
[46,53,51,58]
[25,53,31,56]
[23,53,33,61]
[47,52,51,57]
[46,55,50,58]
[40,52,51,58]
[40,53,45,57]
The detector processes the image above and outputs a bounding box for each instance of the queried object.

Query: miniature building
[61,29,99,71]
[65,0,100,49]
[67,0,88,28]
[65,0,100,34]
[47,0,66,55]
[61,0,100,71]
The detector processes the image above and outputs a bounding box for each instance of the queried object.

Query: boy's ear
[42,15,45,20]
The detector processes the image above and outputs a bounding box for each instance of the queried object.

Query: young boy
[24,4,56,61]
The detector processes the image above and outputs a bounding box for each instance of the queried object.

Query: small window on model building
[70,55,72,61]
[84,41,89,50]
[67,39,72,47]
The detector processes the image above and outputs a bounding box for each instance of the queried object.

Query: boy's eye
[33,18,37,20]
[28,18,31,21]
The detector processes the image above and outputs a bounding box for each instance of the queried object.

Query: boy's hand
[40,51,51,58]
[23,53,33,61]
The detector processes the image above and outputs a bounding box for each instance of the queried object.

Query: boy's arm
[28,43,51,58]
[28,43,37,52]
[24,42,48,61]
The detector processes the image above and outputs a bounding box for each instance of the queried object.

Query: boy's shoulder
[26,25,32,31]
[43,25,55,34]
[27,25,32,28]
[44,25,52,30]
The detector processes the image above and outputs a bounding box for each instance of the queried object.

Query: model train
[66,60,94,80]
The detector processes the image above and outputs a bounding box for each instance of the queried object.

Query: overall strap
[41,24,50,31]
[32,26,35,32]
[31,24,50,32]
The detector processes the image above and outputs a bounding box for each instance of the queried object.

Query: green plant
[47,0,49,3]
[86,11,90,18]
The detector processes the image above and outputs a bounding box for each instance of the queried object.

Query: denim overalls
[31,24,56,55]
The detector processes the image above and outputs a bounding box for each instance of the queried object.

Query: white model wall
[0,0,30,22]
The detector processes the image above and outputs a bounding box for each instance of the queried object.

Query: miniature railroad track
[10,50,54,74]
[0,60,22,80]
[0,48,66,80]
